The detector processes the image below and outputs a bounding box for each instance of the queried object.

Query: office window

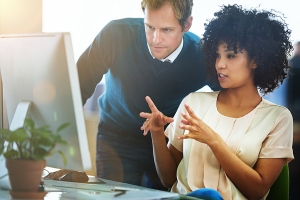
[43,0,300,61]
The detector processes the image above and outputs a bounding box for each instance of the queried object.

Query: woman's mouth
[218,73,227,80]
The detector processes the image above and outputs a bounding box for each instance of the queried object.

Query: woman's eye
[228,55,235,58]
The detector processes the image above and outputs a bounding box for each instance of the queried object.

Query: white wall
[43,0,300,61]
[0,0,42,129]
[0,0,42,34]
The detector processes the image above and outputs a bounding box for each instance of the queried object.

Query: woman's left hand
[178,104,217,145]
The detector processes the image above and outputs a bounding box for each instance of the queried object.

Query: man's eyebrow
[144,23,174,29]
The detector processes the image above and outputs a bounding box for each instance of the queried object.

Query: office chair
[266,164,289,200]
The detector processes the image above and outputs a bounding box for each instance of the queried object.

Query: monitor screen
[0,32,92,172]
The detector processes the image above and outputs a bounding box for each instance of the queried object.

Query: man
[77,0,220,190]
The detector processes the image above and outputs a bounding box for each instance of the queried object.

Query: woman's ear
[251,60,257,69]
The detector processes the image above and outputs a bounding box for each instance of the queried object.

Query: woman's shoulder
[182,91,220,107]
[190,91,220,99]
[260,98,293,119]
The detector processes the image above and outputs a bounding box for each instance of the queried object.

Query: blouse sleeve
[259,108,294,163]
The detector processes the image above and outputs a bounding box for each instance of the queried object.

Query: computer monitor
[0,32,92,172]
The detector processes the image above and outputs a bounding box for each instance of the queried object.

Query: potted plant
[0,118,68,195]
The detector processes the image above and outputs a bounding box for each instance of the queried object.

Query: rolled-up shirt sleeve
[259,108,294,163]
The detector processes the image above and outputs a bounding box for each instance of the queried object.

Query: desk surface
[0,177,199,200]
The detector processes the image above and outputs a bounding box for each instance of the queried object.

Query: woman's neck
[216,88,261,118]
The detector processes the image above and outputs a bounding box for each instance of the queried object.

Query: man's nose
[153,31,162,44]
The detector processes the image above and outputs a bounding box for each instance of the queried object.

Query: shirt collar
[147,38,183,63]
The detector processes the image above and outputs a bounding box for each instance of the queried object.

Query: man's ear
[183,16,193,32]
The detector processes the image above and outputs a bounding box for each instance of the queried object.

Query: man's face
[144,3,192,60]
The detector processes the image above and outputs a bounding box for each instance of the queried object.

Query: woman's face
[215,43,256,90]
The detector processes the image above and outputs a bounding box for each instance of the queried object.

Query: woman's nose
[216,58,226,69]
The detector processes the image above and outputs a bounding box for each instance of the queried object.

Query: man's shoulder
[182,31,201,51]
[108,18,144,27]
[184,31,200,42]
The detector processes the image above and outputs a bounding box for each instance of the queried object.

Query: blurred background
[0,0,299,199]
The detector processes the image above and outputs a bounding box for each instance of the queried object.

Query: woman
[140,4,294,200]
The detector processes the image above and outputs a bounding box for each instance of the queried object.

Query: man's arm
[77,21,116,105]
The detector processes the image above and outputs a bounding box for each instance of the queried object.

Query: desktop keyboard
[43,179,141,192]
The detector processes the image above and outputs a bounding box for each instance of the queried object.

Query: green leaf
[22,151,30,159]
[57,150,67,166]
[32,147,48,160]
[34,127,51,136]
[57,123,70,134]
[0,129,13,135]
[4,149,20,159]
[34,131,54,146]
[7,129,29,143]
[52,134,67,145]
[0,118,69,163]
[0,145,4,155]
[58,140,68,145]
[37,137,53,147]
[24,118,35,129]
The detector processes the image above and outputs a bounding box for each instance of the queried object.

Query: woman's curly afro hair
[200,4,293,95]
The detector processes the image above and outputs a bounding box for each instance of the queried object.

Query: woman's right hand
[140,96,174,136]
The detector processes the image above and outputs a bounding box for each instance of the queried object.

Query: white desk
[0,167,200,199]
[0,177,200,200]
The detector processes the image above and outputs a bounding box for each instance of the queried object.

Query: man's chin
[149,50,167,60]
[151,54,166,60]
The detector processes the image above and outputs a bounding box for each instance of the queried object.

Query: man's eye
[163,28,171,32]
[146,25,154,30]
[228,55,235,58]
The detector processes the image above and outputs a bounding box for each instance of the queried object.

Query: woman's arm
[151,132,183,188]
[179,103,287,200]
[210,137,285,199]
[140,96,182,188]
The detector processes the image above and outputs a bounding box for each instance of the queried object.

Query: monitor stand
[9,101,32,131]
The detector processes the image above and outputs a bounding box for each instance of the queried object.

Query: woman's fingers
[139,112,151,119]
[177,133,190,140]
[163,116,174,124]
[181,112,196,126]
[184,104,198,119]
[178,105,205,139]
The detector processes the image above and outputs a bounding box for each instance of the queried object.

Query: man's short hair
[141,0,193,30]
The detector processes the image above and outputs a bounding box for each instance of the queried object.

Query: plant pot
[6,159,46,192]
